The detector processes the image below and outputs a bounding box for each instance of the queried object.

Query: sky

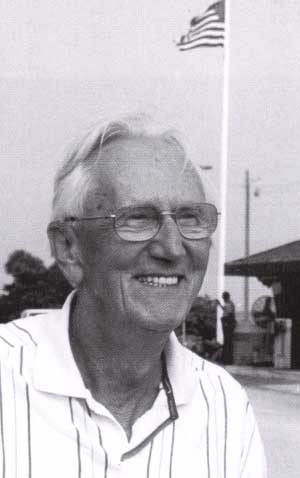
[226,0,300,307]
[1,0,300,311]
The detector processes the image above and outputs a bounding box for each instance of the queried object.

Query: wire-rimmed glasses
[64,203,219,242]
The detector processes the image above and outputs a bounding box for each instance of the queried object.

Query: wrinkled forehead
[103,134,183,164]
[103,134,203,182]
[85,134,206,212]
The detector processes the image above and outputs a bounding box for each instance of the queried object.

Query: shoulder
[180,343,245,394]
[0,315,44,347]
[188,351,248,407]
[169,335,244,400]
[0,312,56,366]
[200,358,243,393]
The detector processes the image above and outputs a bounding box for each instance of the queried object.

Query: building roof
[225,240,300,277]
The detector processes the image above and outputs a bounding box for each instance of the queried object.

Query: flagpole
[217,0,230,344]
[244,169,250,320]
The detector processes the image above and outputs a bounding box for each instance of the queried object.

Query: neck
[69,290,170,399]
[69,291,172,438]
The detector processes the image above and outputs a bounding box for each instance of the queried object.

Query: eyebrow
[119,200,206,209]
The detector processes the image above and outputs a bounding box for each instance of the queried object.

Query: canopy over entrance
[225,240,300,278]
[225,240,300,369]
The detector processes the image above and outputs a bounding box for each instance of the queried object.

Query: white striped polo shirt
[0,293,266,477]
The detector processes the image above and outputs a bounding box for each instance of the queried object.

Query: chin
[125,284,197,334]
[130,305,189,335]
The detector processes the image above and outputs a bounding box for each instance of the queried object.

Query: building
[225,240,300,369]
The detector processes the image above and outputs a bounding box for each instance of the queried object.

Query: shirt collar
[33,291,87,398]
[163,333,202,405]
[33,291,201,404]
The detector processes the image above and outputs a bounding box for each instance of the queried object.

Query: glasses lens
[176,204,218,239]
[115,207,159,241]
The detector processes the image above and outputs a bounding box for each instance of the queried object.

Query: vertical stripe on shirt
[206,373,219,476]
[0,335,14,349]
[0,335,14,348]
[158,428,165,475]
[240,425,256,476]
[11,323,37,347]
[169,420,175,478]
[218,376,228,478]
[19,347,23,376]
[85,401,109,477]
[146,439,154,478]
[240,403,256,477]
[12,370,18,478]
[240,401,251,462]
[97,425,108,478]
[25,384,32,478]
[19,345,32,478]
[83,401,94,478]
[199,379,211,478]
[0,366,6,478]
[69,398,81,478]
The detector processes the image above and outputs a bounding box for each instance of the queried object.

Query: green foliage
[0,250,72,322]
[5,250,46,279]
[185,295,217,340]
[175,296,221,360]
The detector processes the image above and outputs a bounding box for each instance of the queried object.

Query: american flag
[177,1,225,51]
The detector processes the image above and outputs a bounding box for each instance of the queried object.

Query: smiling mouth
[135,275,183,287]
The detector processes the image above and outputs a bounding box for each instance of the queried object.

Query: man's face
[75,135,211,334]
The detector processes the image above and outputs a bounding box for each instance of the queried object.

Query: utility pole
[244,170,250,320]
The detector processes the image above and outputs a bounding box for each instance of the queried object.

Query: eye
[128,211,149,221]
[177,209,200,226]
[116,208,156,229]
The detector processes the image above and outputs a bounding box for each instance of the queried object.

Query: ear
[47,222,84,288]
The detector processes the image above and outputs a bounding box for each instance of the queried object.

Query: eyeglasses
[65,203,219,242]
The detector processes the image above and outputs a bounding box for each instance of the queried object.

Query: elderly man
[0,115,266,477]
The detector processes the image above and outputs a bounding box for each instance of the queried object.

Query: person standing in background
[261,296,276,362]
[217,291,236,365]
[271,279,282,317]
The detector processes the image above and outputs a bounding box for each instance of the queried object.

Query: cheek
[191,239,211,271]
[78,229,144,279]
[77,226,116,265]
[76,230,110,283]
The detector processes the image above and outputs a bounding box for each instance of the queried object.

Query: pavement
[225,365,300,394]
[226,365,300,478]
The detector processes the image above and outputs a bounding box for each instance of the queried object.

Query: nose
[148,214,186,261]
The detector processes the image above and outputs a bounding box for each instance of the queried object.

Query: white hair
[51,113,215,221]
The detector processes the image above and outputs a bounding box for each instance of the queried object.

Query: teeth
[137,276,179,286]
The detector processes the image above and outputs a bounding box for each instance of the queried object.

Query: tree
[45,263,73,306]
[175,295,220,359]
[5,250,46,279]
[0,250,72,322]
[185,295,217,340]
